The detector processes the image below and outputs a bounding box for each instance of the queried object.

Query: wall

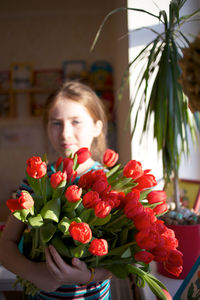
[0,0,131,204]
[0,0,119,68]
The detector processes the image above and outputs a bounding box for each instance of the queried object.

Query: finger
[93,268,112,282]
[48,245,66,269]
[45,247,62,276]
[48,245,75,274]
[71,257,88,271]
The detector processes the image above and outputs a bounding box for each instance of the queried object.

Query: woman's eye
[72,120,81,125]
[50,121,62,126]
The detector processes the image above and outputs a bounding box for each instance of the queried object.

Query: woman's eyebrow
[49,116,83,120]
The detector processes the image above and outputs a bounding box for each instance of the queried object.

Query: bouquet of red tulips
[6,148,183,299]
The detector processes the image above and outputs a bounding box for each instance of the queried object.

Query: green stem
[38,179,43,196]
[107,240,136,256]
[88,216,98,226]
[128,223,135,230]
[105,214,127,228]
[30,228,39,260]
[41,177,47,205]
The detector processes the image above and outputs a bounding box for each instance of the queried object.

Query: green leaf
[91,7,160,51]
[28,214,44,227]
[92,214,111,226]
[111,177,134,190]
[51,235,72,257]
[144,275,168,300]
[52,185,66,201]
[13,208,30,222]
[187,283,194,297]
[58,216,71,234]
[106,263,130,279]
[71,217,82,223]
[106,164,121,178]
[46,177,53,200]
[65,199,82,212]
[40,222,56,243]
[79,208,94,223]
[73,154,78,171]
[57,161,63,172]
[147,273,169,290]
[107,241,135,256]
[121,247,132,258]
[119,227,129,245]
[40,198,61,223]
[26,172,41,196]
[70,244,86,258]
[42,153,48,163]
[140,189,153,200]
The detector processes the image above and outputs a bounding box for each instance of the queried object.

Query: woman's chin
[63,148,76,157]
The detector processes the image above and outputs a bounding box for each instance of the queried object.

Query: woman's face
[47,98,102,157]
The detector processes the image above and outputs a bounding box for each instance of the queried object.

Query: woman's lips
[61,143,73,149]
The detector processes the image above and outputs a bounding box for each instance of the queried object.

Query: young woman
[0,81,112,299]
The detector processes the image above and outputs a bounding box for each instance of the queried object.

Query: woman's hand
[31,262,61,292]
[45,245,112,286]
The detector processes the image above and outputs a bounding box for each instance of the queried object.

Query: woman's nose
[61,122,73,138]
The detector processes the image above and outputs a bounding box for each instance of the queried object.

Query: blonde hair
[44,80,108,162]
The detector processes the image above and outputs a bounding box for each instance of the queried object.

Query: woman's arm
[0,214,60,292]
[0,215,112,290]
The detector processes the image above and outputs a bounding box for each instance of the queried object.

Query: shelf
[0,88,53,94]
[0,88,53,119]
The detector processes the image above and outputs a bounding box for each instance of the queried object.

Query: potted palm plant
[91,0,200,279]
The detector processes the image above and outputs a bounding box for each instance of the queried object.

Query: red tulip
[65,185,82,203]
[164,262,183,277]
[63,157,75,182]
[123,160,143,179]
[103,149,119,167]
[7,191,34,212]
[92,176,109,195]
[124,202,144,219]
[26,156,47,179]
[147,190,167,204]
[156,289,172,300]
[88,239,108,256]
[75,147,91,164]
[133,173,157,191]
[134,251,154,264]
[153,201,168,215]
[167,249,183,266]
[94,201,112,218]
[82,191,100,208]
[69,221,92,244]
[135,228,158,250]
[55,156,63,170]
[50,171,66,189]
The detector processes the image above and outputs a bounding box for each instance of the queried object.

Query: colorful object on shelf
[174,256,200,300]
[34,69,62,90]
[62,60,87,81]
[90,61,114,120]
[10,63,33,89]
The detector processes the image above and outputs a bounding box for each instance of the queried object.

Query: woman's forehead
[49,97,92,119]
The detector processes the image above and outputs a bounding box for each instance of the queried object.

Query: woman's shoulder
[47,163,56,174]
[88,161,103,171]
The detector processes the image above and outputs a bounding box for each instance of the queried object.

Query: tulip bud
[89,239,108,256]
[26,156,47,179]
[103,149,119,167]
[50,171,66,189]
[75,147,91,164]
[65,185,82,202]
[69,221,92,244]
